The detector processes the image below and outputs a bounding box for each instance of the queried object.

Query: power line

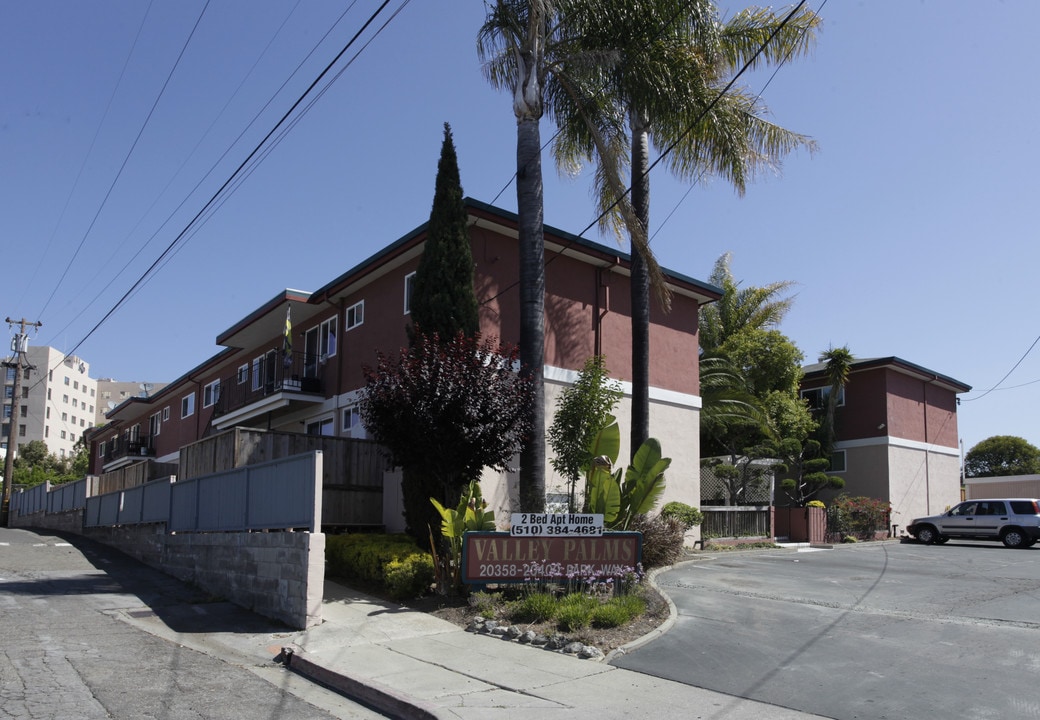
[36,0,213,323]
[961,334,1040,402]
[59,0,399,362]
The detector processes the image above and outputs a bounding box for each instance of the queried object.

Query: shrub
[591,594,646,628]
[806,500,826,509]
[555,593,597,631]
[384,554,436,600]
[661,501,703,529]
[509,591,558,623]
[631,513,685,568]
[326,533,433,596]
[826,495,891,541]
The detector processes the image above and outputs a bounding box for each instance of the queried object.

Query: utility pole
[2,317,42,526]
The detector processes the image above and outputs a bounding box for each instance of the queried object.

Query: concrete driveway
[613,540,1040,720]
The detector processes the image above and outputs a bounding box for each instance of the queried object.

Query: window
[181,392,195,419]
[306,417,334,436]
[305,318,339,377]
[19,406,27,418]
[73,380,79,390]
[2,406,9,419]
[320,317,337,358]
[251,355,265,391]
[3,387,11,400]
[801,386,845,411]
[73,398,79,408]
[21,387,28,398]
[343,406,362,437]
[4,367,14,382]
[150,412,162,438]
[829,450,846,473]
[64,376,70,386]
[62,412,68,422]
[203,380,221,408]
[62,394,69,404]
[237,364,249,384]
[44,426,49,437]
[163,407,170,421]
[404,272,416,314]
[45,407,50,419]
[18,425,26,437]
[99,442,106,458]
[346,300,364,330]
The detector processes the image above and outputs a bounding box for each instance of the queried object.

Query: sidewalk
[123,576,829,720]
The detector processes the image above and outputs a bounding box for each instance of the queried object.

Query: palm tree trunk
[629,116,651,460]
[516,113,546,513]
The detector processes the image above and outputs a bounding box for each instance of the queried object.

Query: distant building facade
[2,346,97,459]
[800,356,971,531]
[95,380,168,426]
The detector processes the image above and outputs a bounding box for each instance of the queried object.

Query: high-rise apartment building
[2,346,97,459]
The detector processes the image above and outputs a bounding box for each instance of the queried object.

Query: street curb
[281,648,446,720]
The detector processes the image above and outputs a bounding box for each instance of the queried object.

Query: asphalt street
[613,540,1040,720]
[0,527,385,720]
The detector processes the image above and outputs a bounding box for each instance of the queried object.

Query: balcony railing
[103,436,156,463]
[214,350,325,417]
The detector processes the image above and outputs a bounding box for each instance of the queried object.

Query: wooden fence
[97,461,178,495]
[178,427,385,528]
[701,506,772,539]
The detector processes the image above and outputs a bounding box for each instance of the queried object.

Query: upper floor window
[181,392,196,419]
[801,385,845,411]
[237,364,249,385]
[320,317,337,358]
[404,272,416,315]
[163,406,170,421]
[203,380,221,408]
[346,301,364,331]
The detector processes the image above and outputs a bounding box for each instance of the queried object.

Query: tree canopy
[409,123,479,341]
[964,435,1040,478]
[359,331,533,542]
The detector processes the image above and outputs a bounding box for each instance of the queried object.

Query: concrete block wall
[161,531,325,629]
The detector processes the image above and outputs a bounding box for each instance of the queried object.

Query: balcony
[103,436,156,465]
[212,350,326,427]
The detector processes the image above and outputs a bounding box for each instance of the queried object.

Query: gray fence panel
[169,479,199,532]
[196,470,249,531]
[118,486,145,525]
[245,454,318,530]
[141,479,172,523]
[97,493,120,526]
[84,496,100,527]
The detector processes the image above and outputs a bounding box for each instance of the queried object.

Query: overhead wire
[482,0,816,306]
[961,334,1040,402]
[21,0,156,311]
[35,0,213,323]
[59,0,399,362]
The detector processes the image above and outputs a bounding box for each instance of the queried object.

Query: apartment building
[2,346,97,459]
[89,199,721,525]
[800,356,971,530]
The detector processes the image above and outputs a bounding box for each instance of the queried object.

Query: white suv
[907,498,1040,548]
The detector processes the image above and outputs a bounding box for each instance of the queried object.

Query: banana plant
[582,416,671,530]
[430,480,496,593]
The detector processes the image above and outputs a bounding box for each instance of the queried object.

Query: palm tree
[699,251,796,352]
[819,345,854,454]
[551,0,820,459]
[478,0,558,512]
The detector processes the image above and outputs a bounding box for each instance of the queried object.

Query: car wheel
[916,525,939,544]
[1002,529,1028,548]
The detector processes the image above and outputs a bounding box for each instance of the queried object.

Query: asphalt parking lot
[614,540,1040,720]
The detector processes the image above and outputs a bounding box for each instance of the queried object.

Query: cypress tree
[409,123,479,341]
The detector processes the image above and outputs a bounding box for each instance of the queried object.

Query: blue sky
[2,0,1037,457]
